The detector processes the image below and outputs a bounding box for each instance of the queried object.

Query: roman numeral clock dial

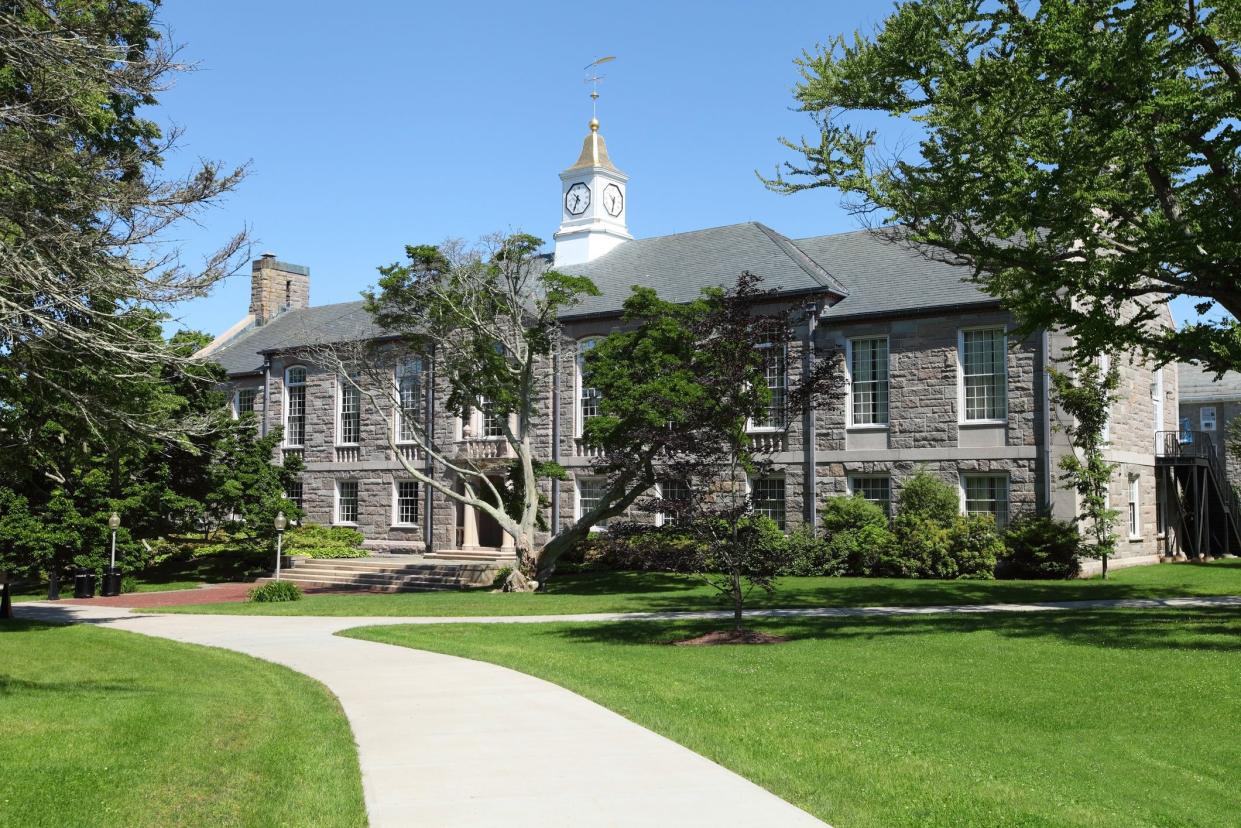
[565,182,591,216]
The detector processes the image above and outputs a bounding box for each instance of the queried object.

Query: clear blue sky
[157,0,1205,337]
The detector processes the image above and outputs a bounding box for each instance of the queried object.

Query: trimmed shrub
[896,470,960,525]
[783,525,847,576]
[585,528,705,572]
[302,545,368,560]
[285,523,364,551]
[881,513,948,577]
[819,495,894,576]
[248,581,302,602]
[120,575,139,594]
[940,514,1001,579]
[999,512,1081,579]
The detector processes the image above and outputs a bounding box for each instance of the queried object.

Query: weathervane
[583,56,616,121]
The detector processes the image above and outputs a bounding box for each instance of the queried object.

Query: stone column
[461,502,479,549]
[501,528,515,553]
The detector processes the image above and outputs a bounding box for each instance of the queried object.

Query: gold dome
[567,119,619,172]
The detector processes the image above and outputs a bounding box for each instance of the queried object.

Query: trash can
[102,567,122,597]
[73,568,96,599]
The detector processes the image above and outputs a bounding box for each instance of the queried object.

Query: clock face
[603,183,623,217]
[565,182,591,216]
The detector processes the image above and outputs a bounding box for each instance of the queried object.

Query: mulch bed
[57,582,345,608]
[671,629,790,646]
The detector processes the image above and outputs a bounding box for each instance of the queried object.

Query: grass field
[0,620,365,827]
[349,605,1241,827]
[144,559,1241,616]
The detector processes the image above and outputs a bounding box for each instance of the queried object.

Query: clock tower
[553,118,631,266]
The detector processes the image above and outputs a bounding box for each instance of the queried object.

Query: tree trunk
[732,572,744,631]
[1101,554,1109,580]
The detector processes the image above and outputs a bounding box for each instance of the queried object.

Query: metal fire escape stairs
[1156,430,1241,560]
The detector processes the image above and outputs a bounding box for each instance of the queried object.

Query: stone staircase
[259,554,511,593]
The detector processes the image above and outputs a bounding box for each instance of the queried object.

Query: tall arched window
[396,358,423,443]
[577,338,601,435]
[284,366,306,447]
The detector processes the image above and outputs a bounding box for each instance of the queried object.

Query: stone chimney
[250,252,309,325]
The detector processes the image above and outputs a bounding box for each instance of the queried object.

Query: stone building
[198,119,1179,573]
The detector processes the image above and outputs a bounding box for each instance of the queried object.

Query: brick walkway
[62,582,257,608]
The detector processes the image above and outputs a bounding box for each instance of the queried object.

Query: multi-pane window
[849,476,891,516]
[752,477,787,529]
[285,367,306,447]
[850,337,889,425]
[338,378,360,444]
[336,480,358,524]
[578,339,601,431]
[962,474,1009,527]
[578,477,608,529]
[752,347,787,429]
[397,359,422,443]
[235,388,258,417]
[961,328,1007,421]
[481,400,505,438]
[1128,475,1141,538]
[286,481,303,510]
[395,480,419,526]
[1201,406,1217,431]
[657,478,691,526]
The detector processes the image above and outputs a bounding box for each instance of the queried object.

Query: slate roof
[205,223,998,377]
[209,300,381,376]
[793,229,996,320]
[557,222,850,318]
[1178,362,1241,402]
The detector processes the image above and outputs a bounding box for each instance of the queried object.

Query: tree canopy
[0,0,248,439]
[770,0,1241,372]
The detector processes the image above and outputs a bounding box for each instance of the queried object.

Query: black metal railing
[1158,430,1241,537]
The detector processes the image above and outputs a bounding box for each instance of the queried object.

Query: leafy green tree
[334,238,834,590]
[1051,355,1122,578]
[0,0,248,439]
[770,0,1241,372]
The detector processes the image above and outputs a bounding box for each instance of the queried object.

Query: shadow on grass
[543,561,1241,613]
[549,606,1241,654]
[0,674,150,695]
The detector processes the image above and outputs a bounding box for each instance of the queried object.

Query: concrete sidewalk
[18,602,828,828]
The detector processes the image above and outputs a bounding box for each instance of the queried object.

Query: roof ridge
[754,223,849,297]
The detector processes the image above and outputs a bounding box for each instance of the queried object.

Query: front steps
[261,554,511,593]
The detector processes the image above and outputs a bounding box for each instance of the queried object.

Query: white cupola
[553,118,631,267]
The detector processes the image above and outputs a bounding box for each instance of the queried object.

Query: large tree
[0,0,248,439]
[325,237,829,590]
[769,0,1241,373]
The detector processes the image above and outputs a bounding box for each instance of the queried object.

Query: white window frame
[846,336,890,429]
[336,374,361,447]
[847,474,892,516]
[747,344,788,432]
[654,478,691,527]
[1201,406,1217,432]
[1128,474,1141,539]
[749,475,787,530]
[283,365,307,448]
[1151,367,1164,444]
[1099,353,1112,443]
[335,479,359,526]
[959,473,1010,528]
[957,326,1008,424]
[395,359,423,445]
[576,338,601,437]
[392,479,420,528]
[575,476,609,531]
[286,480,304,511]
[232,387,259,419]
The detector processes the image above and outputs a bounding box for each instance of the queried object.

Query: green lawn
[145,559,1241,616]
[0,620,365,827]
[348,605,1241,827]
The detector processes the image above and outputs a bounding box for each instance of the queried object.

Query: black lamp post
[102,511,122,597]
[274,511,288,580]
